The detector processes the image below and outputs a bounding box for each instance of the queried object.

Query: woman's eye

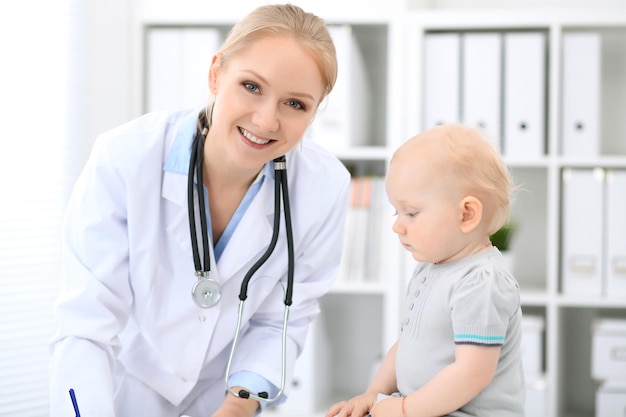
[243,82,260,93]
[287,99,305,111]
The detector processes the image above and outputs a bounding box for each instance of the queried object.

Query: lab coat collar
[162,108,276,181]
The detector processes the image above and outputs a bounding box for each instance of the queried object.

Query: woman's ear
[459,196,483,234]
[208,53,222,95]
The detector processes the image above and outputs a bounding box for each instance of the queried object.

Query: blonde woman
[50,4,349,417]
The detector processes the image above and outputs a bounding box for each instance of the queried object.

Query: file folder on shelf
[338,177,386,283]
[423,33,461,129]
[561,168,604,296]
[308,25,370,151]
[605,170,626,298]
[146,28,221,113]
[502,32,546,160]
[462,32,502,150]
[561,32,601,157]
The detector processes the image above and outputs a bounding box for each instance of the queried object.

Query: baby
[327,124,525,417]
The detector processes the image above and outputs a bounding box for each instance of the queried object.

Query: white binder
[561,168,604,296]
[462,32,502,150]
[561,32,601,157]
[423,33,461,129]
[503,32,546,159]
[146,28,221,113]
[308,25,370,151]
[605,170,626,298]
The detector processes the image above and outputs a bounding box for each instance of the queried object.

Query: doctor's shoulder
[89,109,190,172]
[294,138,350,185]
[288,139,351,210]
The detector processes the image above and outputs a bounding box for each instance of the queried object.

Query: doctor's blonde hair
[218,3,338,100]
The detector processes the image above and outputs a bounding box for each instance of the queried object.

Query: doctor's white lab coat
[49,109,351,416]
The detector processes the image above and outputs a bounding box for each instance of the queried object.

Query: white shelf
[333,146,389,161]
[330,280,388,295]
[557,296,626,309]
[398,9,626,417]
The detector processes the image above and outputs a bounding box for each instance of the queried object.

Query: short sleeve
[449,266,520,347]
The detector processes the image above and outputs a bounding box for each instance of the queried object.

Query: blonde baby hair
[402,124,515,235]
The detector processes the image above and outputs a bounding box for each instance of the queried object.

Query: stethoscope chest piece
[192,273,221,308]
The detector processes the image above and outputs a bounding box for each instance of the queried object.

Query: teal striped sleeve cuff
[454,325,506,346]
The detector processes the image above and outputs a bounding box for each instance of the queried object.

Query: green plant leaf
[490,222,517,251]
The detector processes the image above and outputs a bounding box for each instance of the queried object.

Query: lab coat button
[198,314,206,322]
[401,318,409,330]
[180,377,188,383]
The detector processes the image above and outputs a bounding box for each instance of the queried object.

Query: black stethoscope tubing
[187,125,211,276]
[187,121,294,306]
[187,113,295,403]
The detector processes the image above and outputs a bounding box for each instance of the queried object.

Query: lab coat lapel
[216,177,274,281]
[162,168,273,283]
[161,170,194,256]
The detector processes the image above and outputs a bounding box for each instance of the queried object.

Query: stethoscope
[187,109,295,404]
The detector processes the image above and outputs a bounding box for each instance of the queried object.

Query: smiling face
[207,35,325,171]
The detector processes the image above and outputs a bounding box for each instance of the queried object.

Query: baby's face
[385,148,469,264]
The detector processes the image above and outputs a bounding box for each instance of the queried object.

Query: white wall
[69,0,132,166]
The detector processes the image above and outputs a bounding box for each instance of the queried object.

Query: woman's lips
[239,127,271,145]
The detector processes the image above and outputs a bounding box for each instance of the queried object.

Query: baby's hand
[325,392,377,417]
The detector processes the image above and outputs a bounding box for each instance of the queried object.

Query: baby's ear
[459,196,483,233]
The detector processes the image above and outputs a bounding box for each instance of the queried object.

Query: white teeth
[240,127,270,145]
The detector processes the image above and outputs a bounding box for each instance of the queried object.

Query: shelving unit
[401,10,626,417]
[135,3,626,417]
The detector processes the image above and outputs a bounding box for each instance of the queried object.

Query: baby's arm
[325,341,400,417]
[371,344,500,417]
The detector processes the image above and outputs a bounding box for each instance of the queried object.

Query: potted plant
[490,221,517,271]
[490,221,517,251]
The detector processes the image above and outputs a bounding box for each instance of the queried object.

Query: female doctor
[49,4,350,417]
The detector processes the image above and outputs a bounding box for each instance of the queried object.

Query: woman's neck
[201,135,262,191]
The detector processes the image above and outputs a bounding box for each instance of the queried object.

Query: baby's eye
[286,99,305,111]
[243,82,260,93]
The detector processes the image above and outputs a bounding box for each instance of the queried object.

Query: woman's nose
[252,102,279,132]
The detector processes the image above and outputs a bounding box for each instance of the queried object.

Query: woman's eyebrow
[240,69,316,101]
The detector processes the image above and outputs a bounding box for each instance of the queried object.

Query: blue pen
[69,389,81,417]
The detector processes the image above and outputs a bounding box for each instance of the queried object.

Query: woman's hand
[325,392,378,417]
[212,388,260,417]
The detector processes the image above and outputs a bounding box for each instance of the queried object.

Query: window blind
[0,1,71,415]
